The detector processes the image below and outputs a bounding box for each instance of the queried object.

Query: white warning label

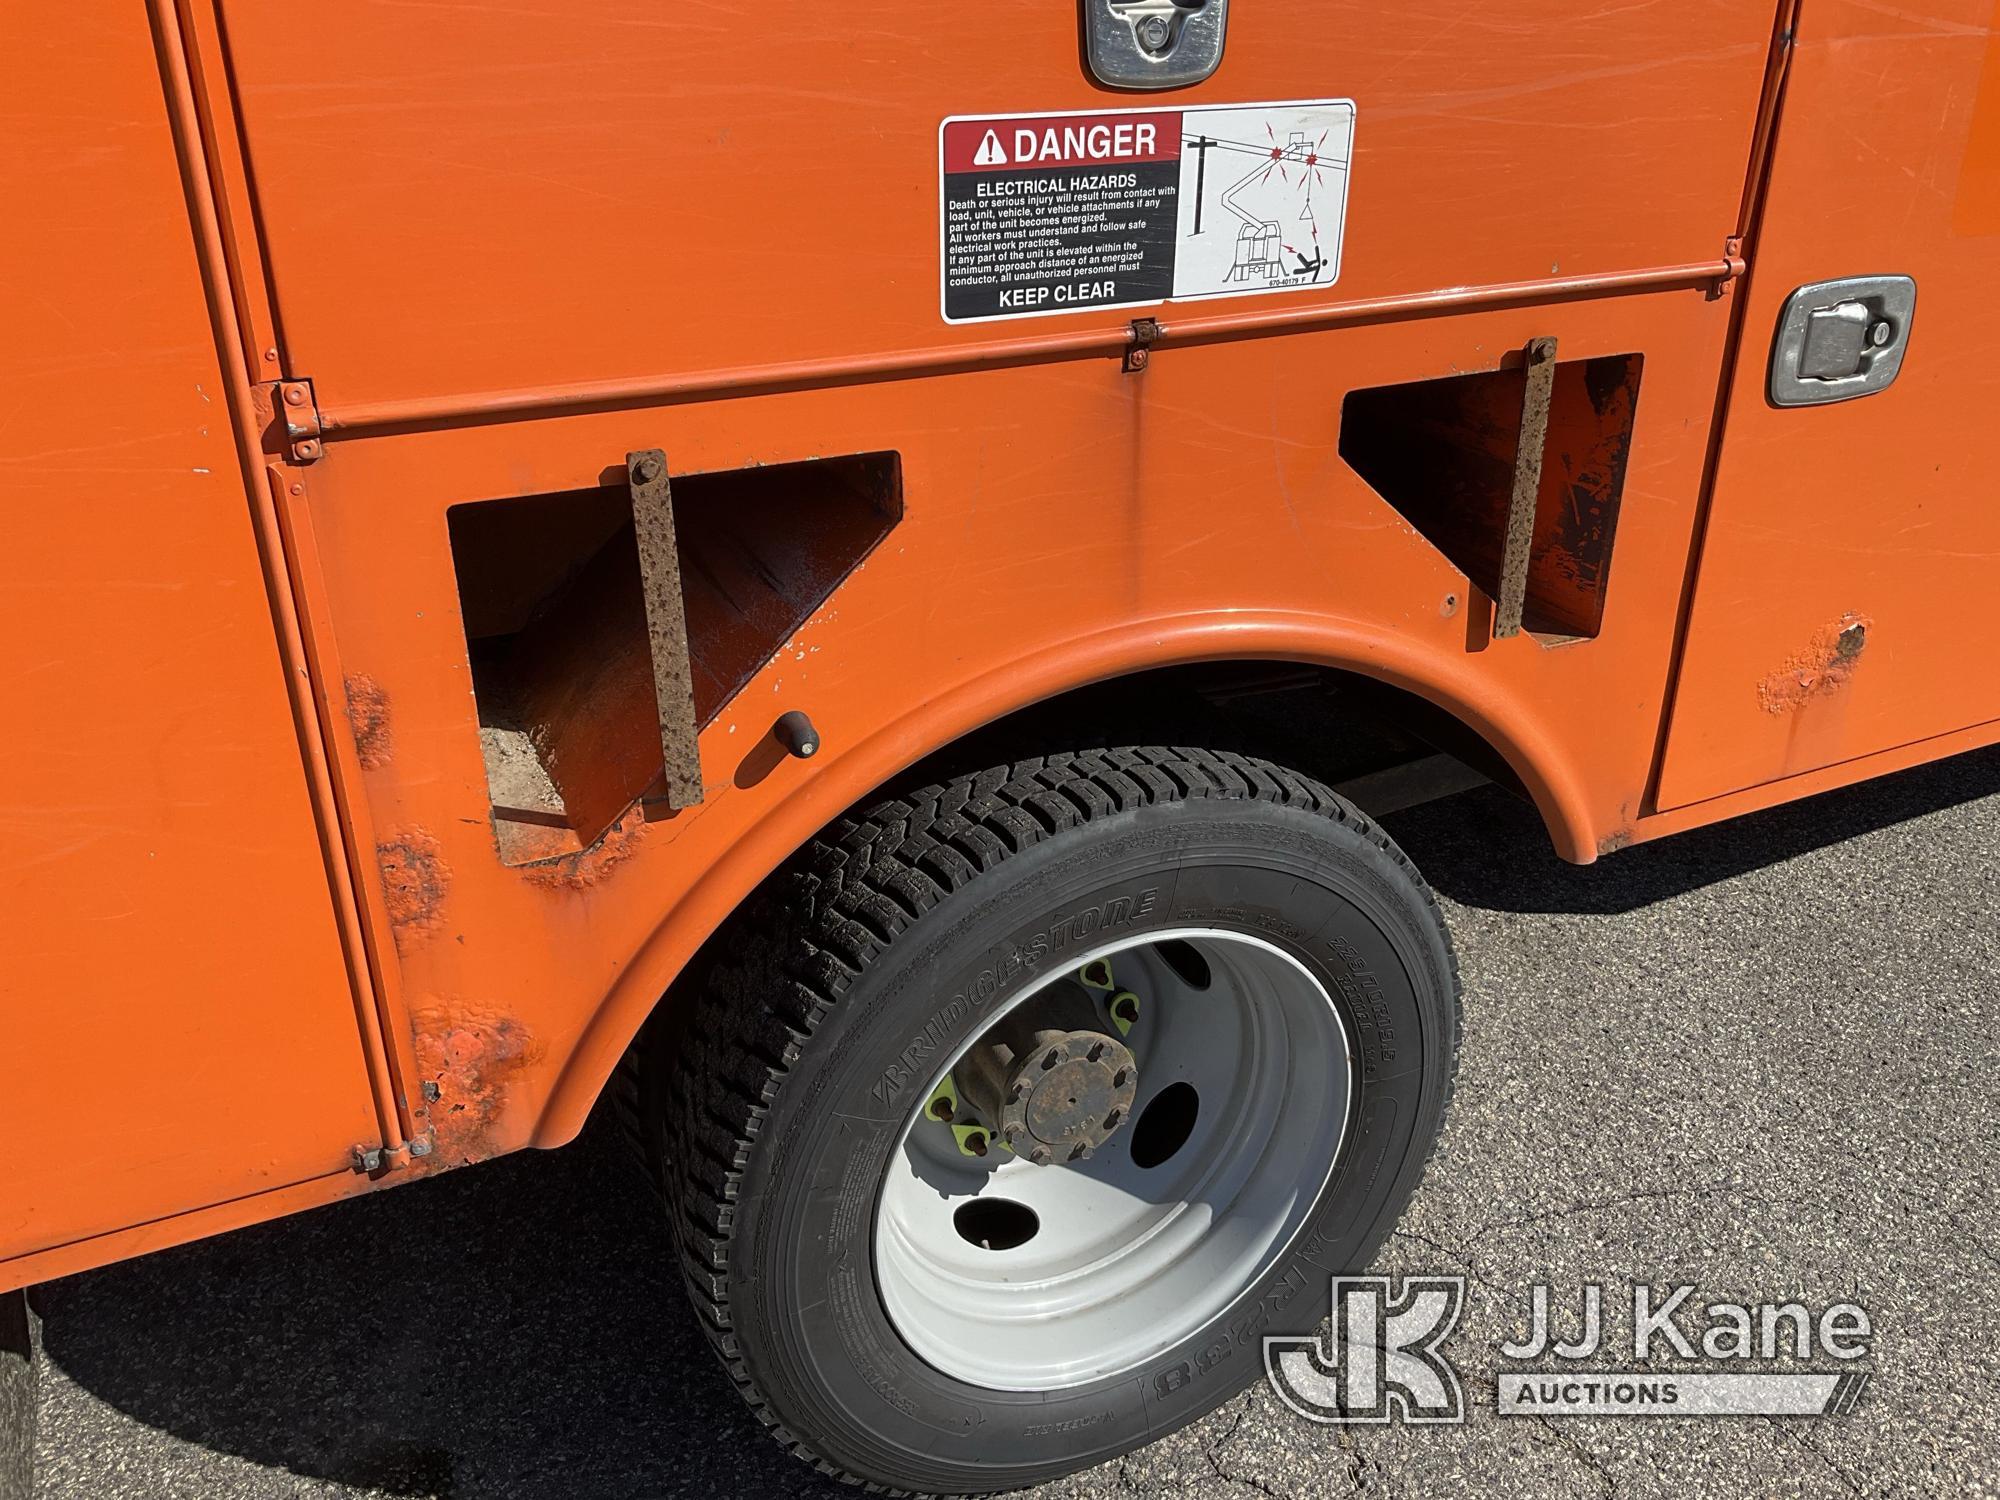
[939,99,1355,324]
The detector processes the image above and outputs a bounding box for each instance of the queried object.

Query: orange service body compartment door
[211,0,1775,414]
[1659,0,2000,809]
[0,8,378,1263]
[201,0,1778,1163]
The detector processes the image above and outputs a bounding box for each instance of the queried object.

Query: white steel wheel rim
[874,928,1354,1392]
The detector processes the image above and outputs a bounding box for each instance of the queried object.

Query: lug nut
[929,1097,954,1122]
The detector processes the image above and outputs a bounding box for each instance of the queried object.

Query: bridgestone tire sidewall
[731,796,1456,1492]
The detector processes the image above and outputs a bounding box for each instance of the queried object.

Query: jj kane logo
[1265,1278,1874,1425]
[1266,1277,1468,1424]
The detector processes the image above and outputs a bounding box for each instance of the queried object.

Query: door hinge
[272,378,324,463]
[351,1128,435,1176]
[1124,317,1161,374]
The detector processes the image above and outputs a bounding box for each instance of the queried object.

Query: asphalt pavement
[28,748,2000,1499]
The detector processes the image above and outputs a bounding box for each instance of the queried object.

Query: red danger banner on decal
[940,112,1182,173]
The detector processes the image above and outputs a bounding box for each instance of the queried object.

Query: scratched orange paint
[1954,0,2000,235]
[6,0,2000,1291]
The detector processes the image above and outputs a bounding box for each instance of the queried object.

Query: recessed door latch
[1085,0,1229,90]
[1769,275,1916,407]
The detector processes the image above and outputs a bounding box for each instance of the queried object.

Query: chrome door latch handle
[1085,0,1229,90]
[1770,275,1917,407]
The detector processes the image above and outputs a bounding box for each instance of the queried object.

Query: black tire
[639,746,1459,1495]
[0,1289,37,1500]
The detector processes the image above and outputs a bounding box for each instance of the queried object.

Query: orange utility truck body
[6,0,1999,1289]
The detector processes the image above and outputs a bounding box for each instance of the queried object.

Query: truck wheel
[642,747,1459,1494]
[0,1290,37,1500]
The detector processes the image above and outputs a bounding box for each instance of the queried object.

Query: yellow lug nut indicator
[924,1073,960,1124]
[927,1073,1011,1157]
[1076,954,1141,1035]
[952,1122,998,1157]
[1108,990,1141,1036]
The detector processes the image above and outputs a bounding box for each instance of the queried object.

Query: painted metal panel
[204,3,1775,1169]
[214,0,1776,409]
[9,3,1790,1280]
[1660,0,2000,808]
[0,6,377,1260]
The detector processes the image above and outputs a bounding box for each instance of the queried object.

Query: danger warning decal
[939,100,1355,324]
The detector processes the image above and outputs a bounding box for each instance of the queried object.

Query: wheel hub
[1013,1030,1137,1162]
[951,978,1140,1163]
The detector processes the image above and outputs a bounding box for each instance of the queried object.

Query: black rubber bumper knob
[774,711,821,759]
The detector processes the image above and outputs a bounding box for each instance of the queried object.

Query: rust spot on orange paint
[1758,614,1871,714]
[344,673,393,769]
[378,828,450,951]
[522,804,649,890]
[408,1004,542,1169]
[1597,828,1633,856]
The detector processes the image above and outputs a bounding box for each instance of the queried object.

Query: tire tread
[636,746,1461,1495]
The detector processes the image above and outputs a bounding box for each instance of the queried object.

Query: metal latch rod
[628,449,706,810]
[1494,336,1558,640]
